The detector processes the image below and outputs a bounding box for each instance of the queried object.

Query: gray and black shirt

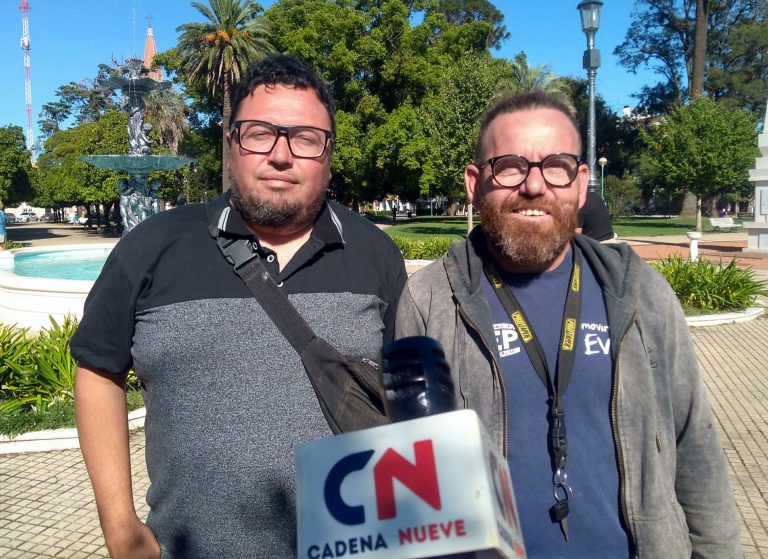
[71,194,406,558]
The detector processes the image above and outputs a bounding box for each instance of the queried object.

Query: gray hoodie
[395,227,741,558]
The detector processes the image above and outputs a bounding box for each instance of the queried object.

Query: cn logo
[490,453,518,529]
[323,439,442,525]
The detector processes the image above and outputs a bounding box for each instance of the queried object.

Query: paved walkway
[5,222,121,247]
[1,224,767,557]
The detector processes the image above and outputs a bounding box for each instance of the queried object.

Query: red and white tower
[19,0,34,155]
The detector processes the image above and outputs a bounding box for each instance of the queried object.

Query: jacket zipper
[612,310,637,553]
[457,306,508,457]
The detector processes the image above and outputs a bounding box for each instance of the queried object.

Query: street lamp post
[578,1,603,193]
[598,156,607,199]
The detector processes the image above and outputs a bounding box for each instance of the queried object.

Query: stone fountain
[81,58,195,234]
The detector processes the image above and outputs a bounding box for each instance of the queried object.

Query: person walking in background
[72,54,406,559]
[396,90,741,558]
[0,204,6,250]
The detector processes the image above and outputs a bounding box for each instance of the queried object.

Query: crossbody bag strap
[215,234,317,353]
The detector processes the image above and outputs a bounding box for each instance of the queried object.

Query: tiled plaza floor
[1,318,766,557]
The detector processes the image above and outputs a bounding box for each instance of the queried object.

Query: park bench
[708,217,742,232]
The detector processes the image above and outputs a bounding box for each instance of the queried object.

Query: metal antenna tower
[19,1,34,158]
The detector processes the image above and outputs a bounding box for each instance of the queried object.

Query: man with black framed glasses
[72,54,406,558]
[395,90,740,558]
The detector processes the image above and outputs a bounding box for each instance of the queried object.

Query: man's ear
[225,131,232,147]
[465,164,481,205]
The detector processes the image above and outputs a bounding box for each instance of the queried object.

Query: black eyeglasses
[478,153,583,188]
[230,120,333,158]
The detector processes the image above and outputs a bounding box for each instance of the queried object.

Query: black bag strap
[207,204,388,435]
[215,234,317,353]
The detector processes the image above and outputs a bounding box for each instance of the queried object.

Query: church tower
[143,25,162,81]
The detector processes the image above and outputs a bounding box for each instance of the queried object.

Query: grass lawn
[378,215,744,240]
[384,216,471,240]
[0,390,144,437]
[613,216,744,237]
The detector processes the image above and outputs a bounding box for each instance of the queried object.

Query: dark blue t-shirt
[482,246,630,558]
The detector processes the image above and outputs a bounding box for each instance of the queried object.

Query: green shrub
[0,314,146,435]
[651,256,768,313]
[0,323,33,397]
[0,316,79,413]
[391,236,454,260]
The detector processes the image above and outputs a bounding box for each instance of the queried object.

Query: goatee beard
[480,195,578,271]
[230,177,325,231]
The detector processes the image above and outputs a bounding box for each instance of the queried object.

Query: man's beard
[479,195,579,271]
[230,176,326,230]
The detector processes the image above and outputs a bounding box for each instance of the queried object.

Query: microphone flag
[296,409,526,559]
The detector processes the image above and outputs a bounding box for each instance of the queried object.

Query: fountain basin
[80,154,195,174]
[0,243,115,331]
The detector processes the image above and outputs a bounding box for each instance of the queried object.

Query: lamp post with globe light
[598,156,607,199]
[578,1,603,193]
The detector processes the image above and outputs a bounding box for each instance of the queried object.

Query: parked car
[39,213,55,222]
[3,212,16,223]
[17,210,39,223]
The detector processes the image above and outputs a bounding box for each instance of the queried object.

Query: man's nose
[268,134,293,164]
[518,166,547,196]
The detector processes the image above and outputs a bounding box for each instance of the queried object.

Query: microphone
[296,336,526,559]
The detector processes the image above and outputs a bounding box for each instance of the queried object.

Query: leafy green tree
[38,101,71,139]
[263,0,369,109]
[365,101,430,203]
[33,110,129,212]
[561,77,642,182]
[603,174,642,219]
[330,110,367,203]
[426,0,509,50]
[418,53,509,207]
[640,97,757,231]
[39,64,121,132]
[0,126,32,205]
[175,0,274,192]
[616,0,767,116]
[264,0,505,203]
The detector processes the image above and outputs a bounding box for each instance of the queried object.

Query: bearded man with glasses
[395,90,741,558]
[72,54,406,559]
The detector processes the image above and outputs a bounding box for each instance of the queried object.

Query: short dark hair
[231,54,336,136]
[474,90,580,164]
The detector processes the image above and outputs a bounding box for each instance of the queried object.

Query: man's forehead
[237,84,331,125]
[482,108,580,152]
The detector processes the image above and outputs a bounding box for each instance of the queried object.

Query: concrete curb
[0,407,146,455]
[686,306,764,327]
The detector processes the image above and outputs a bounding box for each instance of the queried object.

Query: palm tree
[503,52,565,96]
[176,0,273,191]
[145,89,188,155]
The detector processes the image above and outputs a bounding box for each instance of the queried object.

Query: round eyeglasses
[231,120,333,158]
[478,153,583,188]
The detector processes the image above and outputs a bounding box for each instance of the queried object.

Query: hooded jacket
[395,227,741,558]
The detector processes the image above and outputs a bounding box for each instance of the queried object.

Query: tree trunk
[680,191,698,216]
[691,0,708,99]
[222,78,232,193]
